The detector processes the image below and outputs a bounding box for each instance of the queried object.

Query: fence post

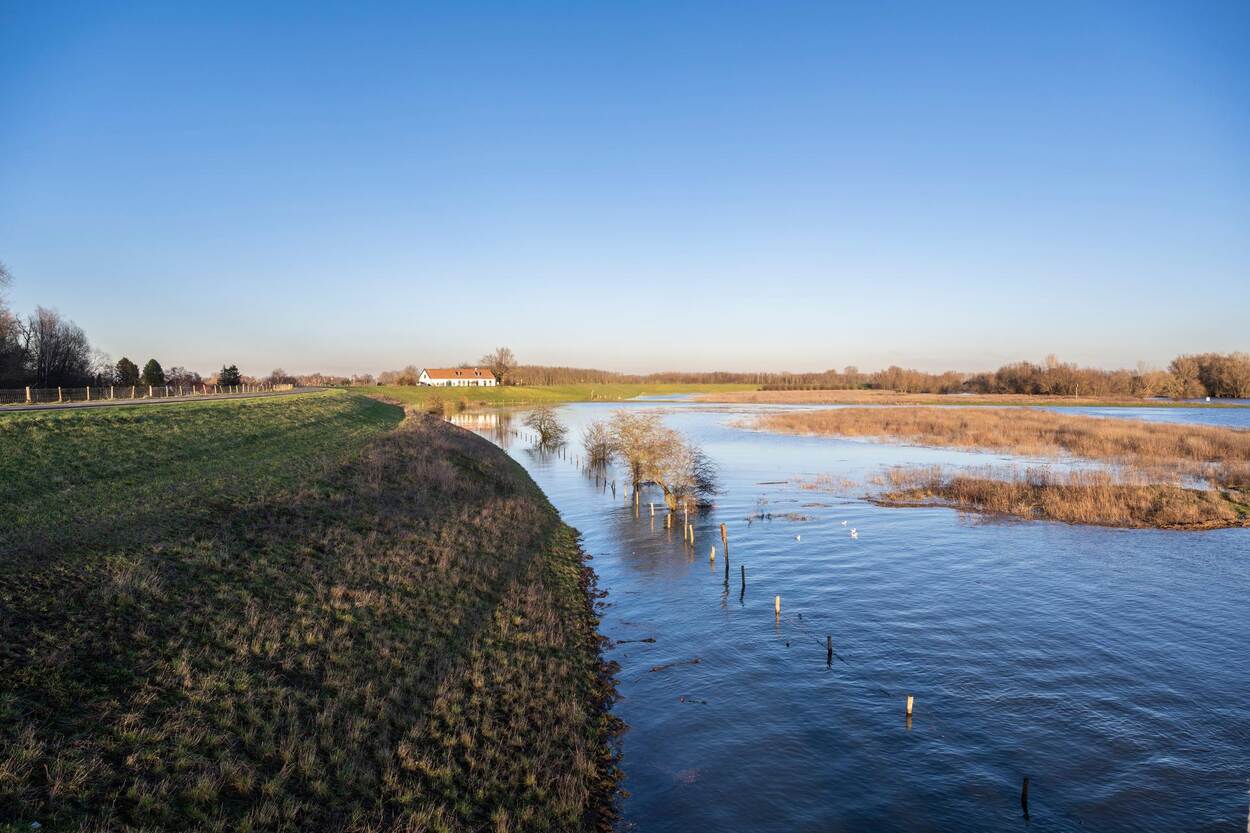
[25,385,31,403]
[148,385,153,398]
[110,386,114,400]
[57,386,62,403]
[131,385,136,399]
[86,386,91,401]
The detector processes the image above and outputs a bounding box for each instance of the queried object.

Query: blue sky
[1,1,1247,376]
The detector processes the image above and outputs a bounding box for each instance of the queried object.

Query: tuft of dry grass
[754,406,1250,488]
[875,465,1250,529]
[0,398,619,831]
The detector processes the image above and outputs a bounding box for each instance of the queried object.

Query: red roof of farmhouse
[422,367,494,379]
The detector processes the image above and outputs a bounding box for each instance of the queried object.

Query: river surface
[454,402,1249,833]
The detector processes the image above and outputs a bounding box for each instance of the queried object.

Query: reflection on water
[462,401,1250,833]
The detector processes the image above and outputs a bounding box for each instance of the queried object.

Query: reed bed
[754,406,1250,488]
[874,465,1250,529]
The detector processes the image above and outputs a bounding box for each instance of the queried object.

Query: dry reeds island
[753,407,1250,529]
[0,391,619,832]
[873,465,1249,530]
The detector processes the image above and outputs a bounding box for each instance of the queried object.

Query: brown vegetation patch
[754,407,1250,488]
[875,466,1250,530]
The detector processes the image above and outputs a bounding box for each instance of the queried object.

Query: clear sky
[1,1,1247,376]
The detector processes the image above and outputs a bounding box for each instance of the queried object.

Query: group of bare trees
[1,263,100,387]
[581,411,717,510]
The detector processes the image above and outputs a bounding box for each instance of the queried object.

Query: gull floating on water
[841,520,848,526]
[850,528,858,539]
[795,534,801,541]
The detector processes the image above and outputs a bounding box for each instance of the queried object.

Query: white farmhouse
[418,367,498,387]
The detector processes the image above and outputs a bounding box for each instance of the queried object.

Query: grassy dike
[0,391,620,832]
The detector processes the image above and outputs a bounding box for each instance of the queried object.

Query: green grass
[369,382,757,409]
[0,391,618,831]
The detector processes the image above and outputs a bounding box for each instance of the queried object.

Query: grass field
[700,388,1250,408]
[0,391,618,831]
[371,382,757,410]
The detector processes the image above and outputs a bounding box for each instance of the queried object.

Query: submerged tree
[525,406,567,447]
[598,410,717,509]
[581,419,614,468]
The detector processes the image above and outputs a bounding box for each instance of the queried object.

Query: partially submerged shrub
[525,405,567,447]
[599,411,717,509]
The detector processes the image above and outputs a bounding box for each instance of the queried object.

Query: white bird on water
[795,534,801,541]
[850,528,858,539]
[841,520,848,526]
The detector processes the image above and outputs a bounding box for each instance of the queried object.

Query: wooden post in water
[774,595,781,617]
[906,695,914,717]
[741,564,746,589]
[720,523,727,548]
[826,635,833,665]
[709,546,715,562]
[1020,777,1029,819]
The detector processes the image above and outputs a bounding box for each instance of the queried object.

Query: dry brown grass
[875,465,1250,529]
[753,406,1250,488]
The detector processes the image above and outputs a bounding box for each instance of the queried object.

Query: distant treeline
[491,355,1250,399]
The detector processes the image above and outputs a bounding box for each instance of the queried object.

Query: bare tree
[525,406,567,447]
[581,419,614,467]
[605,410,717,509]
[0,261,24,385]
[25,306,92,386]
[481,346,517,384]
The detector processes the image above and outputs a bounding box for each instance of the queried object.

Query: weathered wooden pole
[906,695,914,717]
[720,523,727,548]
[25,386,31,403]
[85,386,90,401]
[1020,777,1029,819]
[57,386,62,403]
[741,564,746,589]
[109,386,114,400]
[709,546,715,562]
[774,595,781,616]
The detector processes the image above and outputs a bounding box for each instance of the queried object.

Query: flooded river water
[456,401,1249,832]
